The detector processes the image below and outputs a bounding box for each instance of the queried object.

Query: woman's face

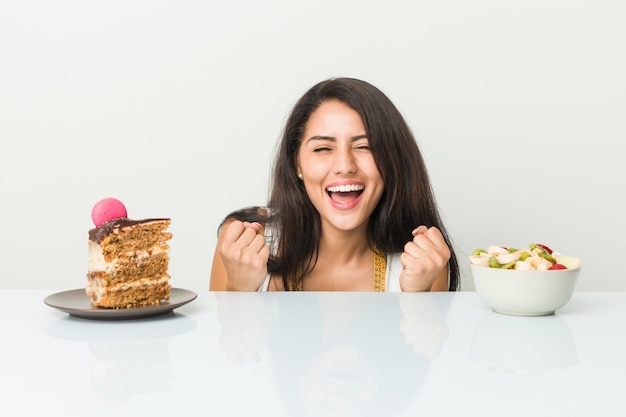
[297,100,384,235]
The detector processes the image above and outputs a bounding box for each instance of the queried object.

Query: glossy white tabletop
[1,290,625,416]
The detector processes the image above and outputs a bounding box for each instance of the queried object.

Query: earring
[298,173,303,180]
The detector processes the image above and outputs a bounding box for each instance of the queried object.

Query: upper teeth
[327,184,364,192]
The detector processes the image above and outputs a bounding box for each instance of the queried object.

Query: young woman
[210,77,459,292]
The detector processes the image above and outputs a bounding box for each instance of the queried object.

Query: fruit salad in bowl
[469,243,581,316]
[469,243,581,271]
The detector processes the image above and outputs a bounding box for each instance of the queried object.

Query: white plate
[44,288,197,320]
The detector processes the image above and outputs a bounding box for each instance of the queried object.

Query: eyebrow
[305,134,368,144]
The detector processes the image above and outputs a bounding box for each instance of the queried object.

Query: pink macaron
[91,198,128,227]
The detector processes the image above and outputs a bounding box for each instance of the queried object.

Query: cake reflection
[88,337,171,407]
[45,313,197,407]
[216,292,451,417]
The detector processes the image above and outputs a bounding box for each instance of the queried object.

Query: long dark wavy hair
[221,77,460,291]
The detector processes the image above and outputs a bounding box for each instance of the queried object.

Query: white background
[1,0,624,292]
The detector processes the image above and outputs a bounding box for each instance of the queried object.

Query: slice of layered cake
[86,198,172,308]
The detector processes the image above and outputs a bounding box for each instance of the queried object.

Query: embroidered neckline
[373,247,386,292]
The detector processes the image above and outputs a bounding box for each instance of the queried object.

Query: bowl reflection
[470,312,578,373]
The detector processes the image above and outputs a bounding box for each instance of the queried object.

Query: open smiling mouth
[326,184,365,204]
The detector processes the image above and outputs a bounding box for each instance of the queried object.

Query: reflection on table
[216,292,451,416]
[470,313,578,373]
[44,313,197,407]
[1,290,625,416]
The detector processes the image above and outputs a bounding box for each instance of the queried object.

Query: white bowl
[470,261,581,316]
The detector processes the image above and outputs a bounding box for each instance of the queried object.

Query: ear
[294,154,302,178]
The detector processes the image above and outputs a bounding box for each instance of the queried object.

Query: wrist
[399,275,431,292]
[225,278,259,292]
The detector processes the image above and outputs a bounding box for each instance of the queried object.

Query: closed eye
[313,147,333,153]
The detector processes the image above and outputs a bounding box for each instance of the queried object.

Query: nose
[333,146,357,175]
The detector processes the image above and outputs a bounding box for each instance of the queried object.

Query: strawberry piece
[537,244,553,254]
[549,263,567,270]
